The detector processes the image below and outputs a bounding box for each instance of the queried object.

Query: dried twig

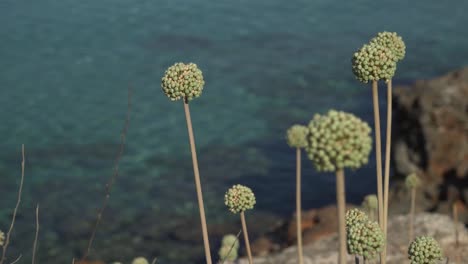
[9,254,22,264]
[0,145,25,264]
[79,86,133,261]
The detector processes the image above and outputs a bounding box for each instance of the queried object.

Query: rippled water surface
[0,0,467,263]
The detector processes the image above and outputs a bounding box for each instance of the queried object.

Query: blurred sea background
[0,0,467,263]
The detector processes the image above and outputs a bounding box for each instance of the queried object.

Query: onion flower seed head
[345,208,369,230]
[305,110,372,172]
[0,230,4,246]
[370,31,406,62]
[225,184,256,214]
[218,245,239,261]
[161,62,205,101]
[405,172,421,189]
[222,234,240,250]
[286,124,309,148]
[347,219,385,259]
[408,236,443,264]
[352,43,397,83]
[131,257,149,264]
[362,194,378,211]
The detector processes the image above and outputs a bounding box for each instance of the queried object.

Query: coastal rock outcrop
[391,67,468,224]
[237,213,467,263]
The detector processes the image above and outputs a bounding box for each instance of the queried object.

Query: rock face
[236,213,468,264]
[392,67,468,224]
[248,205,352,257]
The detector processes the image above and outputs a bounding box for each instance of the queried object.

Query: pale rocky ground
[232,213,467,264]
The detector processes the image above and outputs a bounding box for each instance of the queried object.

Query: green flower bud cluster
[305,110,372,172]
[347,219,385,259]
[225,184,256,214]
[361,194,378,211]
[408,236,443,264]
[405,172,421,189]
[352,31,405,83]
[131,257,149,264]
[286,124,309,148]
[352,43,397,83]
[161,62,205,101]
[370,31,406,61]
[0,230,4,246]
[345,208,369,230]
[218,234,240,261]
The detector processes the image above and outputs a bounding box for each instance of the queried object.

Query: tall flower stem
[409,187,416,244]
[295,147,304,264]
[453,202,460,264]
[383,79,392,262]
[336,169,346,264]
[240,212,253,264]
[183,99,212,264]
[371,80,384,264]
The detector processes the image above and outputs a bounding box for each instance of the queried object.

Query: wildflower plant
[225,184,256,214]
[286,124,308,264]
[347,219,385,260]
[0,230,4,247]
[306,110,372,264]
[345,208,369,230]
[406,172,421,243]
[306,110,372,172]
[362,194,378,220]
[225,184,256,264]
[218,234,240,262]
[161,62,205,101]
[161,62,212,264]
[352,43,397,84]
[408,236,443,264]
[352,31,406,264]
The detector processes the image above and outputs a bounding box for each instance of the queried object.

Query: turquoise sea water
[1,0,467,263]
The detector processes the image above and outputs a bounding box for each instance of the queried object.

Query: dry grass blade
[32,204,40,264]
[9,254,22,264]
[79,86,133,261]
[0,145,25,264]
[220,229,242,264]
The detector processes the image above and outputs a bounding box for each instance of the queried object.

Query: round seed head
[131,257,149,264]
[305,110,372,172]
[408,236,443,264]
[370,31,406,61]
[286,124,309,148]
[0,230,4,246]
[362,194,378,211]
[218,245,238,261]
[224,184,256,214]
[352,43,397,83]
[161,62,205,101]
[347,219,385,259]
[222,234,240,250]
[346,208,369,230]
[405,172,421,189]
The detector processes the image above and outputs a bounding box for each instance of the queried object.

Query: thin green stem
[240,212,253,264]
[296,148,304,264]
[184,100,212,264]
[371,80,384,264]
[383,79,392,263]
[409,187,416,244]
[336,169,346,264]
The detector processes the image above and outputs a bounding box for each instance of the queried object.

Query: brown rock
[392,67,468,224]
[250,204,355,256]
